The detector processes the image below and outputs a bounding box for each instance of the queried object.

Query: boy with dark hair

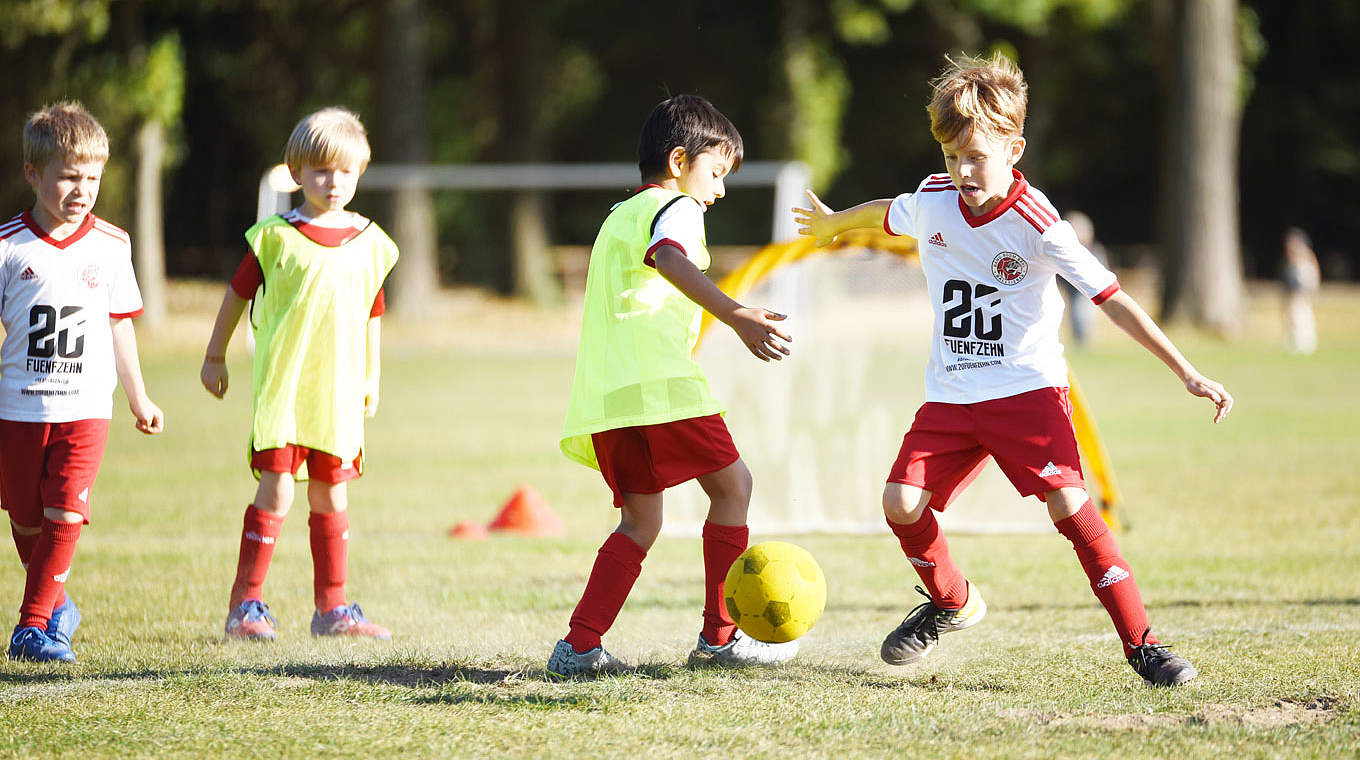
[549,95,795,678]
[795,54,1232,687]
[2,101,164,663]
[201,107,397,642]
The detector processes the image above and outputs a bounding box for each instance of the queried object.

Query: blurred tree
[378,0,438,315]
[1153,0,1247,333]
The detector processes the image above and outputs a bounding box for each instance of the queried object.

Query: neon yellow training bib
[245,216,398,472]
[560,187,724,470]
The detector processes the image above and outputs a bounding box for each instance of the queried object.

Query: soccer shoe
[880,582,987,666]
[8,626,76,663]
[546,639,632,679]
[47,596,82,649]
[687,629,799,667]
[1127,632,1198,687]
[310,603,392,640]
[225,599,278,641]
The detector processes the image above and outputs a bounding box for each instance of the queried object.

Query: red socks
[701,521,748,647]
[229,505,284,608]
[1055,501,1154,656]
[18,520,81,629]
[888,508,969,609]
[565,532,647,653]
[309,511,349,613]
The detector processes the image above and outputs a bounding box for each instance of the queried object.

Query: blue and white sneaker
[546,639,631,679]
[310,603,391,640]
[47,596,81,649]
[687,629,799,667]
[8,625,76,663]
[225,599,278,641]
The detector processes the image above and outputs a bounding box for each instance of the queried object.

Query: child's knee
[883,482,930,524]
[307,481,348,514]
[9,519,41,536]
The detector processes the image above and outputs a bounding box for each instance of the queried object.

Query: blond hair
[284,107,371,171]
[927,53,1027,145]
[23,101,110,169]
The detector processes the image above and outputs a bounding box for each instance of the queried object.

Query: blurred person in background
[1061,211,1107,348]
[1282,226,1319,355]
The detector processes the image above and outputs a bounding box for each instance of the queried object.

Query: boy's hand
[726,307,792,362]
[130,396,165,434]
[364,381,380,418]
[793,190,839,247]
[1184,373,1233,423]
[201,357,229,398]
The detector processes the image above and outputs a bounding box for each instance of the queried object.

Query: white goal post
[257,161,812,242]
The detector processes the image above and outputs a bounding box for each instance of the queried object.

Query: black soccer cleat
[880,583,986,666]
[1127,630,1198,687]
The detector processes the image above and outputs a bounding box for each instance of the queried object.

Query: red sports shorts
[591,413,740,508]
[252,444,362,484]
[0,418,110,525]
[887,386,1086,510]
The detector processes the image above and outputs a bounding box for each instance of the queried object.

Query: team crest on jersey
[991,251,1027,285]
[81,264,101,289]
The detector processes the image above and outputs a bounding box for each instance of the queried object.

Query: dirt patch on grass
[1001,696,1347,730]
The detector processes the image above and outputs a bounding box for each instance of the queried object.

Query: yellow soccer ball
[724,541,827,643]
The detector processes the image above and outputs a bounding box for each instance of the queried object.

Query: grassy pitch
[1,283,1357,758]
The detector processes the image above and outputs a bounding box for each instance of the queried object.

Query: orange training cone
[448,520,490,540]
[486,484,565,537]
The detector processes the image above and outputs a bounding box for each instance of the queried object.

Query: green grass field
[2,282,1357,758]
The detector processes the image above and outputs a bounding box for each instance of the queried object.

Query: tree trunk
[134,120,167,331]
[379,0,439,316]
[1157,0,1245,334]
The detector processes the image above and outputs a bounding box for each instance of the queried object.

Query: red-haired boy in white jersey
[794,54,1233,687]
[1,102,164,663]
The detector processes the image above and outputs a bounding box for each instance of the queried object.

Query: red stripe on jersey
[1091,280,1120,305]
[110,308,145,320]
[1013,204,1049,233]
[921,186,957,193]
[883,211,900,236]
[92,220,130,244]
[0,221,24,241]
[644,238,685,268]
[1017,194,1057,226]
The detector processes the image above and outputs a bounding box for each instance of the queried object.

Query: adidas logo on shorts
[1038,461,1062,477]
[1096,565,1130,588]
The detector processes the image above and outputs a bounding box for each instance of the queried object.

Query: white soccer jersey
[646,193,708,267]
[885,170,1118,404]
[0,211,144,422]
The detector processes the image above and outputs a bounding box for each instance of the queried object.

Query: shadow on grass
[838,596,1360,616]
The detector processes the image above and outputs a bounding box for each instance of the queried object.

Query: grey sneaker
[546,639,631,679]
[687,629,799,667]
[1127,629,1197,687]
[880,582,986,665]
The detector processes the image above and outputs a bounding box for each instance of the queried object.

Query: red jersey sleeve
[229,250,264,299]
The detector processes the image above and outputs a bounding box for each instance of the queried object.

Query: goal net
[662,231,1119,537]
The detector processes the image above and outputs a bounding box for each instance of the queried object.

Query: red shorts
[0,418,110,525]
[591,414,740,508]
[887,387,1086,510]
[251,445,362,484]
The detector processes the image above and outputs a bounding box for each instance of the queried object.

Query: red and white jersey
[0,211,143,422]
[885,170,1118,404]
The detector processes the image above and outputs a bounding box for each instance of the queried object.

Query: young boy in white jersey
[549,95,795,678]
[2,102,164,663]
[794,54,1233,687]
[200,107,398,642]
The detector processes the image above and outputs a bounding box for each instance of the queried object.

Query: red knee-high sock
[18,520,81,629]
[309,511,349,613]
[888,509,969,608]
[701,521,748,646]
[11,523,39,567]
[565,532,647,653]
[229,505,285,609]
[1054,501,1154,656]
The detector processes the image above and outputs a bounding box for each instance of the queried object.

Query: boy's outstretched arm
[652,245,791,362]
[1099,290,1234,423]
[793,191,892,246]
[200,288,248,398]
[111,317,165,434]
[364,316,381,418]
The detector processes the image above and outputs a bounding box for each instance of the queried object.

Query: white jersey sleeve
[106,242,144,317]
[1041,220,1118,302]
[647,197,707,265]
